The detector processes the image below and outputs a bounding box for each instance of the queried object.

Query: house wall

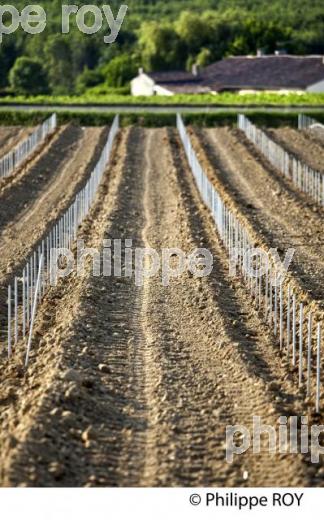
[307,79,324,93]
[154,85,174,96]
[131,74,155,96]
[238,89,305,95]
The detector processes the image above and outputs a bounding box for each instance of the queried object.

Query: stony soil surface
[190,126,324,312]
[0,127,34,160]
[267,126,324,173]
[305,127,324,147]
[0,125,109,306]
[0,128,322,487]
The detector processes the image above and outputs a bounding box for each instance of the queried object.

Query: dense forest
[0,0,324,95]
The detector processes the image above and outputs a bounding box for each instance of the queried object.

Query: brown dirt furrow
[305,128,324,147]
[0,125,71,206]
[0,128,317,488]
[0,125,109,290]
[0,128,17,153]
[191,127,324,309]
[0,127,33,159]
[0,126,59,191]
[267,126,324,173]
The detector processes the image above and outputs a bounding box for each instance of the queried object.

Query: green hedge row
[0,109,324,128]
[2,92,324,106]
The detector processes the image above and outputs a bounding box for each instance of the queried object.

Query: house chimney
[257,49,265,57]
[192,64,199,76]
[138,67,144,75]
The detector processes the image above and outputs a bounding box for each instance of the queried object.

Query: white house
[131,68,211,96]
[131,55,324,96]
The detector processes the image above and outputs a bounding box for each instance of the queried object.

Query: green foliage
[2,92,324,106]
[2,0,324,95]
[0,38,19,89]
[76,68,104,94]
[9,57,49,95]
[195,48,214,67]
[1,109,323,128]
[86,85,131,96]
[176,12,210,55]
[138,22,185,71]
[44,35,75,94]
[99,55,139,87]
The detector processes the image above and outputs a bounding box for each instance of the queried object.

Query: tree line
[1,0,323,96]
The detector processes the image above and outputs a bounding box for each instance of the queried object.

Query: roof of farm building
[145,70,211,94]
[201,55,324,90]
[139,55,324,93]
[149,71,200,83]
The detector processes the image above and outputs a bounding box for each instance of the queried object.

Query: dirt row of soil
[0,125,109,295]
[0,127,34,160]
[190,127,324,313]
[305,127,324,147]
[266,126,324,173]
[0,128,319,487]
